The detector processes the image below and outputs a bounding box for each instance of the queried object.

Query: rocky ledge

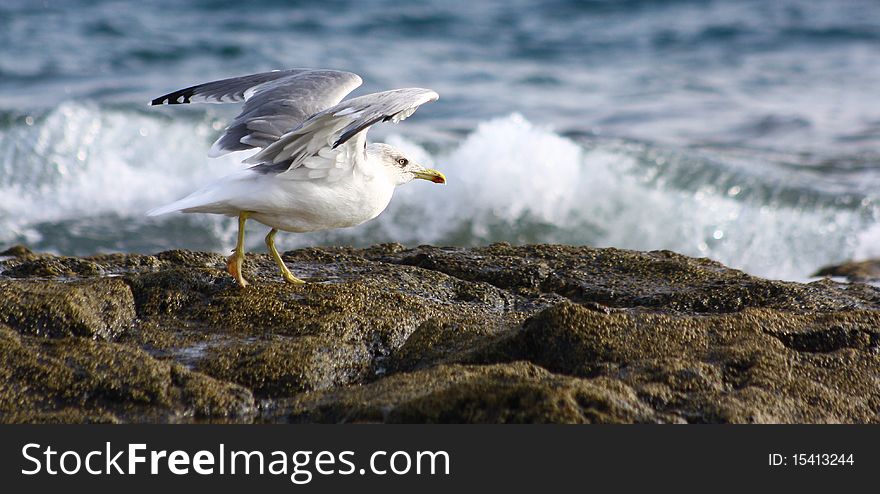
[815,258,880,283]
[1,243,879,424]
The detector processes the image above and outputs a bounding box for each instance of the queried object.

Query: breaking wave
[1,103,877,281]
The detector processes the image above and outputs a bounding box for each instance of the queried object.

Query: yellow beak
[413,168,447,184]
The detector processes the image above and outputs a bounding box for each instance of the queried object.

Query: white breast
[246,157,396,233]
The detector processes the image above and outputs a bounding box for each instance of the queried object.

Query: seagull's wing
[244,88,438,180]
[150,69,363,157]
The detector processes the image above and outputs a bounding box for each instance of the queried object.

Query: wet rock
[2,243,880,423]
[0,325,254,423]
[197,336,369,397]
[464,302,880,423]
[814,259,880,282]
[2,255,104,278]
[189,276,524,396]
[0,278,135,339]
[0,245,32,257]
[371,244,873,313]
[270,362,672,424]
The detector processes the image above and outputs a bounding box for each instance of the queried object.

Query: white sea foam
[1,104,876,281]
[378,115,878,281]
[0,102,245,248]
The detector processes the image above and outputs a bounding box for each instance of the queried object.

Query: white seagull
[147,68,446,287]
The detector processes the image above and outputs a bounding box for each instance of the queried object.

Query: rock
[464,302,880,423]
[269,362,673,423]
[1,256,104,278]
[2,243,880,423]
[197,336,369,397]
[187,275,525,397]
[0,245,32,257]
[0,325,254,423]
[371,244,872,313]
[814,259,880,282]
[0,278,135,339]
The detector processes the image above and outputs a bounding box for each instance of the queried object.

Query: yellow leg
[265,228,305,284]
[226,211,250,287]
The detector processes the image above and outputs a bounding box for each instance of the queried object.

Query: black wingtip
[150,89,194,106]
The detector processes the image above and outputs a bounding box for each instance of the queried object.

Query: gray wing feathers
[150,69,317,105]
[209,70,362,156]
[245,88,439,169]
[151,69,363,157]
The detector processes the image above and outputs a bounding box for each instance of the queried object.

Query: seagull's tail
[147,190,233,216]
[146,169,259,217]
[146,200,188,217]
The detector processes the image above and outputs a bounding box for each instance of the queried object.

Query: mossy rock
[0,245,32,257]
[0,278,135,339]
[814,258,880,282]
[197,336,370,397]
[273,362,670,424]
[3,244,880,423]
[372,244,872,313]
[465,302,880,423]
[1,255,104,278]
[0,325,255,423]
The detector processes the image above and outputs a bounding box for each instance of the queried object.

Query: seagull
[147,69,446,287]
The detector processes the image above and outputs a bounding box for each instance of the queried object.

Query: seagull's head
[369,143,446,186]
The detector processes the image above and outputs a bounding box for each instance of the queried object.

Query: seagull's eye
[397,158,408,166]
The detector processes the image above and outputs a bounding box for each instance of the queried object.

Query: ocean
[1,0,879,281]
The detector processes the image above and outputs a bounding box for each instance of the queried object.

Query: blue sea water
[1,0,879,280]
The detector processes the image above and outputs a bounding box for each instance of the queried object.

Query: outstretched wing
[244,88,438,180]
[150,68,363,157]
